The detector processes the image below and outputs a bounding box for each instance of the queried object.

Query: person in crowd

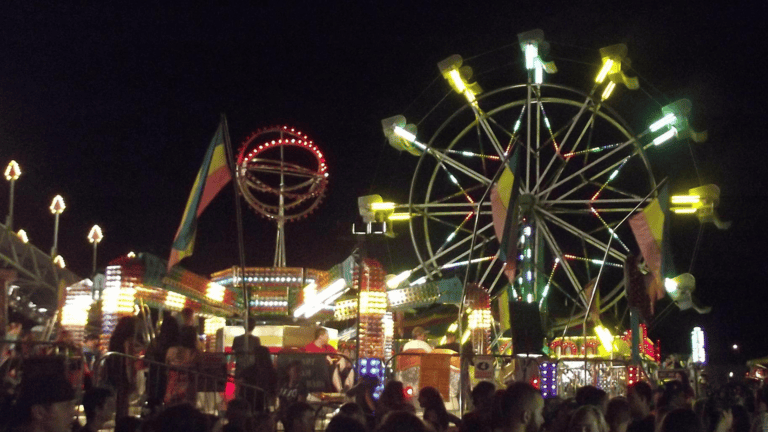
[218,398,258,432]
[333,342,355,392]
[346,376,378,429]
[277,361,308,429]
[81,334,100,371]
[567,404,608,432]
[461,381,496,432]
[164,325,200,406]
[12,372,77,432]
[701,398,732,432]
[144,315,179,415]
[326,414,367,432]
[605,397,631,432]
[576,386,609,414]
[418,386,460,432]
[337,402,368,427]
[79,387,115,432]
[376,380,415,425]
[145,403,210,432]
[180,307,196,328]
[81,334,101,390]
[232,321,261,377]
[730,404,750,432]
[303,327,340,391]
[626,381,654,432]
[549,398,580,432]
[494,383,544,432]
[106,316,137,420]
[658,408,701,432]
[304,328,337,353]
[240,343,277,411]
[753,385,768,432]
[284,402,315,432]
[376,411,430,432]
[436,332,461,353]
[402,327,432,353]
[113,416,142,432]
[656,380,690,429]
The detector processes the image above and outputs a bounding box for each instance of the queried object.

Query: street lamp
[49,195,66,258]
[87,225,103,276]
[4,161,21,230]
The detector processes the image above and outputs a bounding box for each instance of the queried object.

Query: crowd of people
[4,357,768,432]
[4,316,768,432]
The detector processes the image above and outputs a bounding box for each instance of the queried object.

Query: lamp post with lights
[50,195,66,258]
[4,161,21,230]
[87,225,103,276]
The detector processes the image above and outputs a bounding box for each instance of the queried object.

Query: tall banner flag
[628,184,671,312]
[490,149,521,284]
[168,121,232,270]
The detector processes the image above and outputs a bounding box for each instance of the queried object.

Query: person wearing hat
[402,326,433,352]
[13,372,77,432]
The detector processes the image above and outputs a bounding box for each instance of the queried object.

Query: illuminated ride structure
[372,29,723,396]
[60,253,239,350]
[236,125,329,268]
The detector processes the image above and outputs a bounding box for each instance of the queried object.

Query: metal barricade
[95,351,270,416]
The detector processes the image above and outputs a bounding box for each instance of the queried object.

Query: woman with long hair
[164,325,200,406]
[376,380,415,425]
[418,386,460,432]
[107,316,137,419]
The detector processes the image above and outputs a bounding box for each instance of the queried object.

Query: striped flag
[490,149,521,284]
[168,121,232,270]
[628,185,671,309]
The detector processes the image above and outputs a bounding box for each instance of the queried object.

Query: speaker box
[509,302,545,354]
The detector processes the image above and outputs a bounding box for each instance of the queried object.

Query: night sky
[0,3,765,363]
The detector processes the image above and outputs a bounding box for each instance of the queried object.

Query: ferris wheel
[237,125,329,267]
[382,30,705,333]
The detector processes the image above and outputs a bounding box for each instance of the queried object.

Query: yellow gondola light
[437,54,482,107]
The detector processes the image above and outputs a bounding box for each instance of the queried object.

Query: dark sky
[0,2,765,361]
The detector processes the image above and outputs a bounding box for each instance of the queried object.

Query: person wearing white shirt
[402,326,433,352]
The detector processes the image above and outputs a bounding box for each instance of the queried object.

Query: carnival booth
[545,323,660,398]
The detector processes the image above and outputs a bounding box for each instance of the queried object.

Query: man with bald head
[496,382,544,432]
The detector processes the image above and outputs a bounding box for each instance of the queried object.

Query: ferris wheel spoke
[535,100,596,195]
[485,113,524,154]
[424,148,493,186]
[536,97,592,187]
[415,230,497,279]
[476,252,501,287]
[535,214,588,306]
[537,207,627,262]
[537,135,638,198]
[421,221,496,272]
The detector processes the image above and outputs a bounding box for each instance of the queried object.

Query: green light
[525,44,538,70]
[394,126,417,142]
[653,127,677,145]
[534,59,543,84]
[649,113,676,132]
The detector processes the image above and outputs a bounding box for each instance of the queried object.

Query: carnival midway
[0,29,756,432]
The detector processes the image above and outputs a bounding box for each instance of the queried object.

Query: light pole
[4,161,21,230]
[87,225,103,276]
[49,195,66,258]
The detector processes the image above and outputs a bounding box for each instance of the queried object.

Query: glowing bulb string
[445,149,501,161]
[589,206,631,253]
[538,101,561,154]
[591,156,631,201]
[563,142,620,158]
[562,254,623,268]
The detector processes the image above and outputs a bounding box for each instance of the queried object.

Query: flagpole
[221,113,251,353]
